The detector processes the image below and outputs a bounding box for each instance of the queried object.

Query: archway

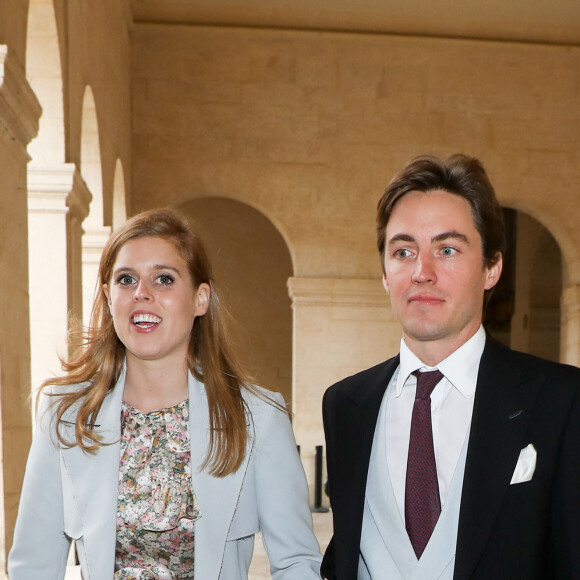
[485,208,562,361]
[112,159,128,230]
[26,0,65,165]
[177,197,294,405]
[80,86,110,325]
[26,0,70,389]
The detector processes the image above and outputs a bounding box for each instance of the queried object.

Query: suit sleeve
[551,384,580,577]
[8,393,71,579]
[253,392,323,579]
[320,387,337,579]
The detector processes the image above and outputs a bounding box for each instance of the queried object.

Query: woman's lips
[131,312,162,329]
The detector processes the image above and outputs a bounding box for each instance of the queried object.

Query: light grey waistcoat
[358,386,470,579]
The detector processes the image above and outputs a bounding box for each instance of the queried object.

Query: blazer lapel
[61,368,126,576]
[327,357,399,578]
[188,373,251,579]
[454,338,545,579]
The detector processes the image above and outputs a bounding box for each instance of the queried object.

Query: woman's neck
[123,358,189,413]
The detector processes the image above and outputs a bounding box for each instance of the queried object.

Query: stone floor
[64,510,333,578]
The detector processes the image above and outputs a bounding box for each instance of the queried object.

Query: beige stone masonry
[82,226,112,325]
[28,164,92,393]
[561,285,580,366]
[0,43,41,572]
[0,45,41,161]
[288,277,400,504]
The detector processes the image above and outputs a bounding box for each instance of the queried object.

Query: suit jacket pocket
[226,453,259,541]
[60,452,83,540]
[226,503,259,541]
[503,474,550,513]
[226,482,259,540]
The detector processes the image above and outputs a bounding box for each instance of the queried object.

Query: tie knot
[413,370,443,400]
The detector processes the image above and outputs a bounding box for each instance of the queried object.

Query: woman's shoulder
[39,381,93,406]
[41,381,90,396]
[242,384,286,415]
[35,381,87,418]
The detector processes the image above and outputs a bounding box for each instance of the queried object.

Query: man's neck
[404,326,482,367]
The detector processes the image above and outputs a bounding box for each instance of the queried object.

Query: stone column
[82,226,112,326]
[288,277,400,506]
[0,44,41,571]
[561,285,580,366]
[27,164,91,394]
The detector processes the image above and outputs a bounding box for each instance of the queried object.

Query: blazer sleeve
[252,392,323,579]
[8,393,71,579]
[551,384,580,577]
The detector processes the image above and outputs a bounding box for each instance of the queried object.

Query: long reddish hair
[42,208,275,477]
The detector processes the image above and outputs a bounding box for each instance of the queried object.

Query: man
[321,154,580,579]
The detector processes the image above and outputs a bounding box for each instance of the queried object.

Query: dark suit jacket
[321,337,580,579]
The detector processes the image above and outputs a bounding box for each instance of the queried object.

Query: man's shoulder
[324,355,400,402]
[483,336,580,385]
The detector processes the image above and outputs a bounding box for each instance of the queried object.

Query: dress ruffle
[115,400,199,578]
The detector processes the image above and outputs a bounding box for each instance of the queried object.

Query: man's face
[382,189,502,358]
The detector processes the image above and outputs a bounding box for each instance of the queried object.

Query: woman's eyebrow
[112,264,182,276]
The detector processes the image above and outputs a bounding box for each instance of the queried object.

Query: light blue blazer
[8,369,322,579]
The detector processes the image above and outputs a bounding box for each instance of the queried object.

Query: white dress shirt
[385,326,486,522]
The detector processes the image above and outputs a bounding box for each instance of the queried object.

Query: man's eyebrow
[432,231,470,244]
[387,233,416,246]
[387,231,470,246]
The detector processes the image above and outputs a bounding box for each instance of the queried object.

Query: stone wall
[2,1,580,554]
[132,23,580,499]
[0,0,132,570]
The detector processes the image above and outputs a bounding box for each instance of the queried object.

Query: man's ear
[484,253,503,291]
[382,273,390,295]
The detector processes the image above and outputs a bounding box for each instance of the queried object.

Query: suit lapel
[188,373,251,580]
[454,338,545,579]
[327,357,399,578]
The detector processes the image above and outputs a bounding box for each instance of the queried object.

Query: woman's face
[103,236,209,369]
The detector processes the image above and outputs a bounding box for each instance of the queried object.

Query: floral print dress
[114,400,201,579]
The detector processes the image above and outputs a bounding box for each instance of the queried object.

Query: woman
[8,209,321,579]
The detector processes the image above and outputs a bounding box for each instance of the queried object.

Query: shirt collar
[395,325,486,398]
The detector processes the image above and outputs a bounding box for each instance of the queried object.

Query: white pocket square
[510,443,537,484]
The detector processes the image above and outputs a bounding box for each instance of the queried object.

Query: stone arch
[175,197,294,406]
[485,208,564,362]
[80,85,110,325]
[25,0,91,394]
[26,0,65,165]
[112,159,128,230]
[26,0,67,389]
[80,86,104,227]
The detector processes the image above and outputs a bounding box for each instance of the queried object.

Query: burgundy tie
[405,369,443,558]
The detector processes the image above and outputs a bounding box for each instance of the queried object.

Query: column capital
[288,276,390,309]
[0,46,42,161]
[83,226,112,245]
[28,164,92,223]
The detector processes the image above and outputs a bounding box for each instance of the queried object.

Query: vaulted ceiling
[131,0,580,45]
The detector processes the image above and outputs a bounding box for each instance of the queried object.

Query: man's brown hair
[377,154,506,272]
